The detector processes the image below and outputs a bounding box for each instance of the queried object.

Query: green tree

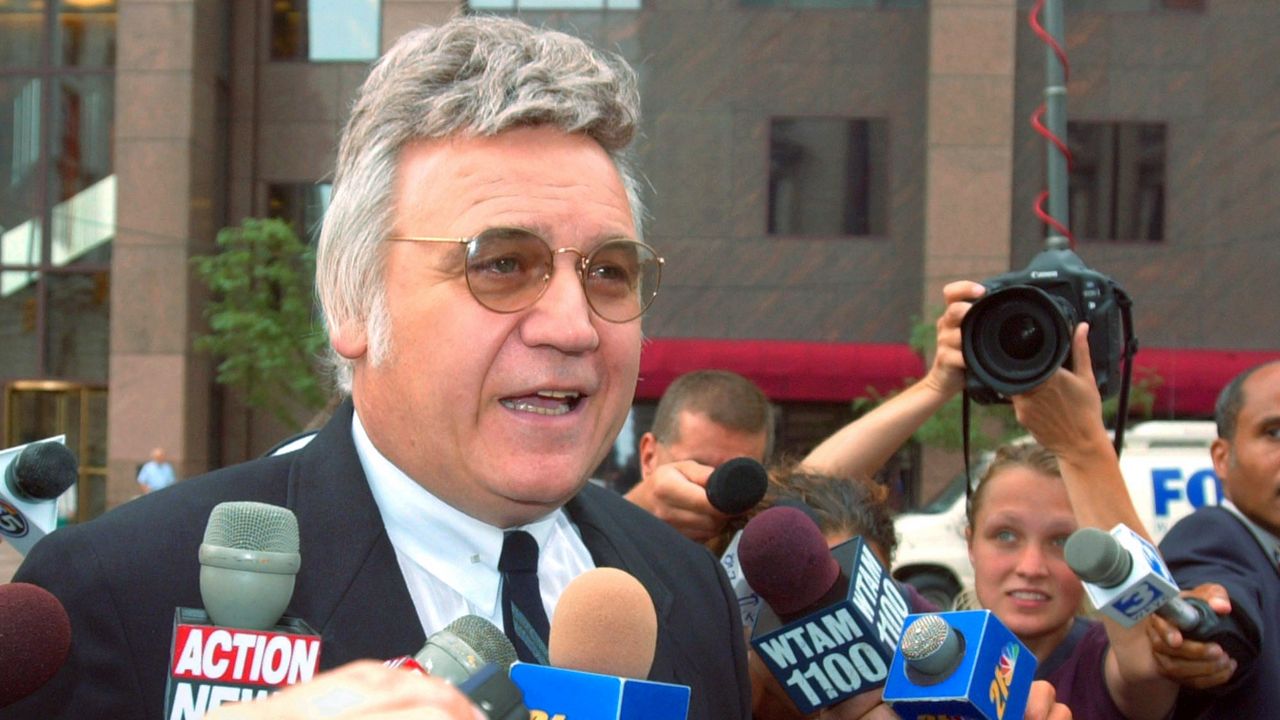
[192,218,329,428]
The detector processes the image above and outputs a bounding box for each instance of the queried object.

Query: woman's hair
[755,463,898,563]
[964,442,1062,530]
[316,16,645,391]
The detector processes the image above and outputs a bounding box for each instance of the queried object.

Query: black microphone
[738,506,908,714]
[0,582,71,709]
[705,457,768,515]
[0,440,78,555]
[165,501,322,717]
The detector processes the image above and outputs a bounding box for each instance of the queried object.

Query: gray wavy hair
[316,15,645,392]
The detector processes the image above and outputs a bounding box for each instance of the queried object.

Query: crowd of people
[5,13,1274,720]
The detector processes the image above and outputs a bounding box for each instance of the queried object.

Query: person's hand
[1024,679,1072,720]
[1010,323,1111,463]
[204,660,484,720]
[920,281,986,399]
[1145,583,1238,689]
[624,460,728,543]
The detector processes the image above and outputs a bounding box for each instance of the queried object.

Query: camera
[961,248,1131,404]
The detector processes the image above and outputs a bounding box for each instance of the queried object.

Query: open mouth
[499,390,583,417]
[1008,590,1050,602]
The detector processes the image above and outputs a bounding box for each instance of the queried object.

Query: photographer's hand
[922,281,986,398]
[1011,323,1111,466]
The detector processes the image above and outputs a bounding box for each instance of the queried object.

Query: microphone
[883,611,1036,720]
[0,582,72,709]
[509,567,691,720]
[738,506,909,714]
[719,497,822,630]
[386,615,526,720]
[165,501,322,719]
[1064,525,1218,632]
[705,457,769,515]
[0,439,78,555]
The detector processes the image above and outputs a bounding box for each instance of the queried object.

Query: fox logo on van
[1151,468,1221,518]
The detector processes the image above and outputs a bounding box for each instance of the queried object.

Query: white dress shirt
[351,411,596,638]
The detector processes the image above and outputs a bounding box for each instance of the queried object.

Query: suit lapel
[565,486,678,682]
[285,399,425,665]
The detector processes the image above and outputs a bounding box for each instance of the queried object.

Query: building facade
[3,0,1278,520]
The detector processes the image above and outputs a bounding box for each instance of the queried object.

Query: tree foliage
[192,218,329,428]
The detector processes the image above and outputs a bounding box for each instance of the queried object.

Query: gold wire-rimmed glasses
[386,227,664,323]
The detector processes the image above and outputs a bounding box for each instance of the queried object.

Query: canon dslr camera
[961,248,1130,404]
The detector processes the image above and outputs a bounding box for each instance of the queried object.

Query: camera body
[961,248,1128,404]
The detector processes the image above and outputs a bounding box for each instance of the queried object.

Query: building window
[1045,0,1204,11]
[267,183,332,243]
[1066,121,1165,242]
[768,117,888,237]
[271,0,381,62]
[741,0,925,8]
[469,0,642,9]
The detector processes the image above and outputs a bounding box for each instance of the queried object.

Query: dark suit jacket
[5,401,751,719]
[1159,506,1278,719]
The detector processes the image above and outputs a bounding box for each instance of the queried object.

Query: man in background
[135,447,176,494]
[624,369,772,543]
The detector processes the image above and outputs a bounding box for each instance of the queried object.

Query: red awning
[637,338,1280,416]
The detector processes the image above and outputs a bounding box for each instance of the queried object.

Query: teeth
[1011,591,1048,600]
[500,399,572,416]
[536,390,580,399]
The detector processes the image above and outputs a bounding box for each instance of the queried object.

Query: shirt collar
[1221,499,1280,571]
[350,410,565,617]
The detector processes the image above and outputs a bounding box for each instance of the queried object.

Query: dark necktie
[499,530,550,664]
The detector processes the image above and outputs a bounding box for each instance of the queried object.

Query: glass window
[272,0,381,62]
[57,0,117,68]
[469,0,643,10]
[1048,0,1204,10]
[267,182,332,243]
[1067,121,1165,242]
[741,0,923,8]
[46,271,110,382]
[49,75,115,267]
[0,270,41,379]
[1,77,43,266]
[768,117,889,237]
[0,0,45,67]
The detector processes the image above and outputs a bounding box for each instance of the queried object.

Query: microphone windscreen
[0,583,71,708]
[705,457,769,515]
[202,501,299,554]
[1065,527,1131,587]
[444,614,519,670]
[7,442,78,501]
[738,506,840,616]
[549,567,657,679]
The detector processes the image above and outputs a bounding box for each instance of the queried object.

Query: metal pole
[1043,0,1070,251]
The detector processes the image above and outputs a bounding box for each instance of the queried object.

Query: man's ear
[330,322,368,360]
[1210,437,1232,487]
[638,432,660,477]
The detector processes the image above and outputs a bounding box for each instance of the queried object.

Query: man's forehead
[1240,363,1280,423]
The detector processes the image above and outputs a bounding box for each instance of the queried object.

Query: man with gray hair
[7,16,750,718]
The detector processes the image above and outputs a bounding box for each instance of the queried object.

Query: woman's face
[967,465,1082,657]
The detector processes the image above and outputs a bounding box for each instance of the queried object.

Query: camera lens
[998,314,1045,361]
[961,285,1073,398]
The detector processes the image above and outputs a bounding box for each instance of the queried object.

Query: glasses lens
[584,240,662,322]
[464,229,551,313]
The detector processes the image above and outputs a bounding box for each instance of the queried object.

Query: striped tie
[499,530,550,664]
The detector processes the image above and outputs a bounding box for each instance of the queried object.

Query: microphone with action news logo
[738,506,909,714]
[165,501,322,720]
[0,582,72,709]
[385,614,527,720]
[0,439,78,556]
[882,612,1036,720]
[1065,525,1257,662]
[509,567,691,720]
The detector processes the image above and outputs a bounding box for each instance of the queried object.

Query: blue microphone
[883,611,1036,720]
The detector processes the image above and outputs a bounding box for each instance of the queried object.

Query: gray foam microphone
[198,501,300,630]
[415,614,519,685]
[900,614,965,683]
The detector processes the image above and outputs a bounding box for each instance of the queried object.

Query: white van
[891,420,1223,609]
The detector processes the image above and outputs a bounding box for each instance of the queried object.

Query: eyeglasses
[386,227,664,323]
